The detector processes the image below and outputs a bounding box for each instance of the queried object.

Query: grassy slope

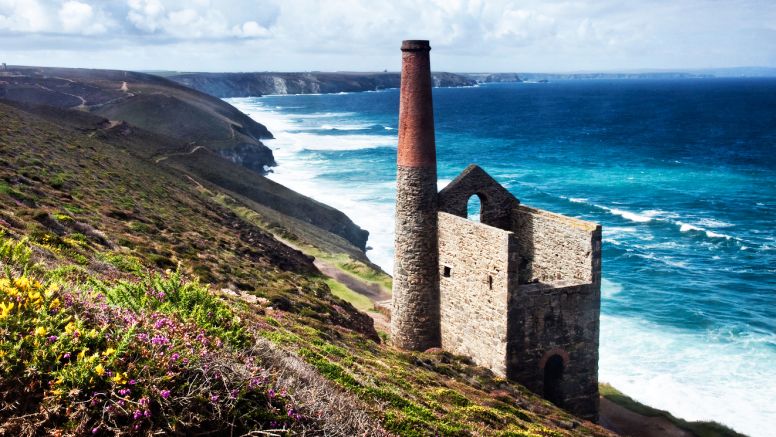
[599,385,745,437]
[0,101,617,436]
[0,66,273,163]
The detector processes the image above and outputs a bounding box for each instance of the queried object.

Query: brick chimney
[391,40,441,350]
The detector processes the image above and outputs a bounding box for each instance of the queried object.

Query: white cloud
[0,0,775,71]
[0,0,52,32]
[235,21,270,38]
[58,1,108,34]
[127,0,166,32]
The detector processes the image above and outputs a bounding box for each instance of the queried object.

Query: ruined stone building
[391,40,602,421]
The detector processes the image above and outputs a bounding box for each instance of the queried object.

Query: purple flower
[268,388,276,398]
[119,388,130,396]
[151,335,169,346]
[160,389,170,399]
[129,379,137,385]
[210,394,219,402]
[133,410,143,420]
[170,353,180,361]
[144,410,152,418]
[63,352,71,359]
[92,427,99,434]
[47,335,58,342]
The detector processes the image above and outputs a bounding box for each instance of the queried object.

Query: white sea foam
[317,123,374,131]
[227,97,397,271]
[601,278,623,299]
[568,197,588,203]
[696,218,735,228]
[608,207,655,223]
[600,315,776,437]
[437,178,453,191]
[678,222,734,240]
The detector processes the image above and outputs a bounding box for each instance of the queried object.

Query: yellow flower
[0,302,14,319]
[49,298,61,310]
[0,278,13,296]
[112,372,128,385]
[94,364,105,376]
[14,277,30,292]
[52,389,63,396]
[103,348,115,356]
[87,329,98,339]
[77,349,87,360]
[65,322,77,335]
[35,326,47,336]
[44,284,58,299]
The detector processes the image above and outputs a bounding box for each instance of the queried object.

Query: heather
[0,235,304,435]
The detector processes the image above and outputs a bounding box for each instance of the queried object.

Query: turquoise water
[227,79,776,435]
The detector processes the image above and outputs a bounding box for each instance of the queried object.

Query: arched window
[543,354,565,406]
[466,194,484,222]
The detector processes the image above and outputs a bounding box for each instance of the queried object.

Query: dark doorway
[543,354,565,406]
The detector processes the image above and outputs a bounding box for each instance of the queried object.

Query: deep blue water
[227,79,776,435]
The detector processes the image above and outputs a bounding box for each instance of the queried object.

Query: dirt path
[314,260,390,301]
[155,144,205,163]
[599,398,691,437]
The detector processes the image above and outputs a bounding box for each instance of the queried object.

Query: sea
[226,78,776,436]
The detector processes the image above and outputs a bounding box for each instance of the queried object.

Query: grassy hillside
[0,98,618,436]
[0,66,274,174]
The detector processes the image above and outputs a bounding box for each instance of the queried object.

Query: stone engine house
[392,40,602,421]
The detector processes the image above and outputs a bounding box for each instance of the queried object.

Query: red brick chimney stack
[398,40,437,168]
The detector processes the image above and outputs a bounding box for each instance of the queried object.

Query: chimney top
[401,40,431,52]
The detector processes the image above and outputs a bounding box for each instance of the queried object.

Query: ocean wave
[317,123,375,131]
[291,111,358,118]
[633,252,688,269]
[596,205,658,223]
[601,278,623,298]
[600,314,776,437]
[678,221,735,240]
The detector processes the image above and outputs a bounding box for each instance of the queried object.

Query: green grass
[324,278,374,312]
[600,383,746,437]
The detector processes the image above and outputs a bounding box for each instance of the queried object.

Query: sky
[1,0,775,73]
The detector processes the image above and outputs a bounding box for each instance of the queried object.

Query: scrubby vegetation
[0,100,620,436]
[0,236,304,434]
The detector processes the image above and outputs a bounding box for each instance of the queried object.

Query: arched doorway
[543,354,565,406]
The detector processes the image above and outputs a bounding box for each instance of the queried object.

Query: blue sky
[1,0,775,72]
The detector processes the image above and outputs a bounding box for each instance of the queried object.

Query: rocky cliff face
[463,73,523,83]
[168,71,477,97]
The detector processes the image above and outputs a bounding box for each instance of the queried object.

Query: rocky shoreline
[167,71,476,97]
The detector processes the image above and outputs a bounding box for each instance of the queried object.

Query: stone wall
[506,282,601,422]
[438,212,519,375]
[511,205,602,285]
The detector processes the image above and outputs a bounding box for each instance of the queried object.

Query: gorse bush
[0,234,33,271]
[0,236,306,435]
[101,270,248,347]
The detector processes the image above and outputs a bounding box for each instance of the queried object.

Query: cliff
[0,66,369,251]
[167,71,476,97]
[0,66,274,173]
[464,73,523,83]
